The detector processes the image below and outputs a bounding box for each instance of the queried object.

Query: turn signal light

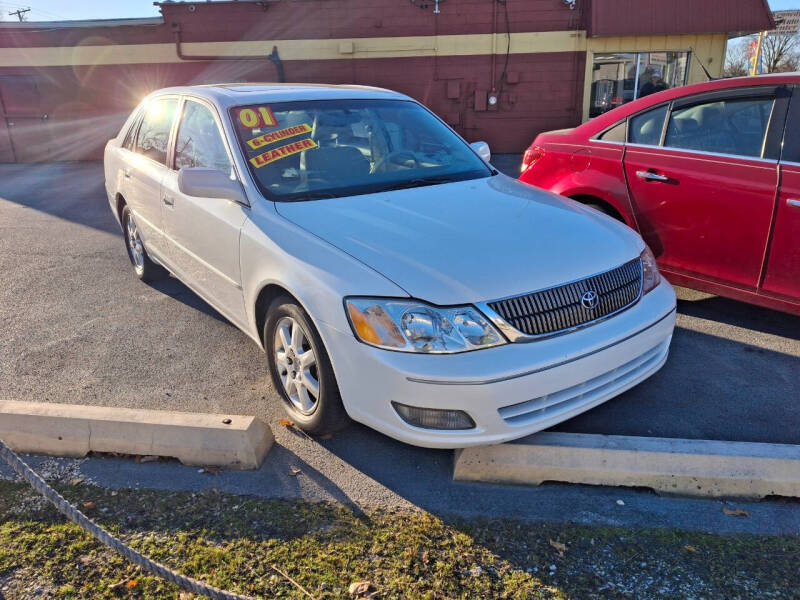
[521,145,545,172]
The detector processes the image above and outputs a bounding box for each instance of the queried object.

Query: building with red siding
[0,0,773,162]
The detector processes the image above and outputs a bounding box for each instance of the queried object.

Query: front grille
[487,258,642,337]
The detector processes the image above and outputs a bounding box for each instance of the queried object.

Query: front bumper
[320,280,676,448]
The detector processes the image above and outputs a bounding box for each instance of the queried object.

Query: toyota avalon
[104,84,676,448]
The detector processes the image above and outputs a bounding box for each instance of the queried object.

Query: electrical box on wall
[474,89,488,112]
[446,81,461,99]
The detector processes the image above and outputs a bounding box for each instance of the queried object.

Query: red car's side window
[782,88,800,164]
[597,121,626,142]
[663,97,774,159]
[628,105,668,146]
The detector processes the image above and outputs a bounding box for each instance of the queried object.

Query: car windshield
[230,99,492,201]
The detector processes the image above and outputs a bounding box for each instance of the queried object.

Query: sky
[0,0,797,22]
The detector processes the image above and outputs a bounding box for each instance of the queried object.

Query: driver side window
[135,98,177,165]
[174,100,233,175]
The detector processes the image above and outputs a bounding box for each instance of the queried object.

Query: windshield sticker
[250,138,318,168]
[237,106,278,129]
[247,123,313,150]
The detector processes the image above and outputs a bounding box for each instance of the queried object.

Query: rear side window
[122,111,142,151]
[135,98,178,165]
[597,121,626,142]
[664,97,774,158]
[174,100,233,174]
[628,105,667,146]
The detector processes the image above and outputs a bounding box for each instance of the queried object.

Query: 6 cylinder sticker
[250,138,318,168]
[247,123,313,149]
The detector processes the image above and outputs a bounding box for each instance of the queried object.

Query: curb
[453,432,800,498]
[0,400,273,470]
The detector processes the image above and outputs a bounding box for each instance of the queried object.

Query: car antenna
[690,48,715,81]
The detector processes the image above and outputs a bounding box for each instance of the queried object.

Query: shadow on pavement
[0,162,120,236]
[676,294,800,341]
[147,276,234,326]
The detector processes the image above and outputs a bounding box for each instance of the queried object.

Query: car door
[623,87,785,291]
[160,97,250,328]
[762,84,800,302]
[126,96,179,255]
[109,108,143,208]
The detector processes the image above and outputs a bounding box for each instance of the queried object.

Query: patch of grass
[0,480,797,599]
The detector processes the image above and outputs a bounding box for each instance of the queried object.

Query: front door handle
[636,170,669,182]
[163,195,174,207]
[787,198,800,208]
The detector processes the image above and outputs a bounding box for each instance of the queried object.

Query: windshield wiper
[285,191,339,202]
[382,176,461,192]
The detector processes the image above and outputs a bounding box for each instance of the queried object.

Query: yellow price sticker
[247,123,313,149]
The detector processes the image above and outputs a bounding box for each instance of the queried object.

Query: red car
[519,74,800,316]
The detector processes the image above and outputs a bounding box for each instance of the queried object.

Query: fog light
[392,402,476,430]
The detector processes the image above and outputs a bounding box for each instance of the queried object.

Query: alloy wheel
[273,316,320,415]
[125,214,145,270]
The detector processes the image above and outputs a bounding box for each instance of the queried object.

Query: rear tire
[121,205,166,282]
[264,296,349,435]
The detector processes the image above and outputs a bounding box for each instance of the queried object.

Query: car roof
[579,72,800,135]
[144,83,411,108]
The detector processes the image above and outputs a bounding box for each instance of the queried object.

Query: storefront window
[589,51,690,117]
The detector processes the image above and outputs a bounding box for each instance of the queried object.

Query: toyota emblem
[581,290,599,310]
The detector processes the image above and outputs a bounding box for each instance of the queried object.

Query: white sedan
[104,84,676,448]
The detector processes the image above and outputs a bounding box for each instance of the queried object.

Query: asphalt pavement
[1,161,800,535]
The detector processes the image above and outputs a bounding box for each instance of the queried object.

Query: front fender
[239,200,408,345]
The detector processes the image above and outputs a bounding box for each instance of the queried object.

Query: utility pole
[750,30,766,76]
[9,6,31,22]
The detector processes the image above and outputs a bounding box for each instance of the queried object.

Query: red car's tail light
[521,145,545,172]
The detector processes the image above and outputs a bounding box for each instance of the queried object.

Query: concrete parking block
[0,400,273,469]
[453,432,800,499]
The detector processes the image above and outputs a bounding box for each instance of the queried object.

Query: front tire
[121,205,166,282]
[264,296,349,435]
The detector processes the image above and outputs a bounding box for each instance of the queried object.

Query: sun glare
[146,102,164,118]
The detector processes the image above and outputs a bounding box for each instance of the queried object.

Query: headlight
[345,298,505,353]
[640,246,661,294]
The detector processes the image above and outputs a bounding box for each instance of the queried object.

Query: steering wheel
[371,151,421,173]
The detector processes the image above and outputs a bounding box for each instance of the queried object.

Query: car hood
[275,174,643,305]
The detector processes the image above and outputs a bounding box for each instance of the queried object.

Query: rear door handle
[122,168,132,179]
[788,199,800,208]
[163,195,174,207]
[636,170,669,182]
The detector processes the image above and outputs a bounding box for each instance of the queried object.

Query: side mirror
[178,168,247,205]
[470,141,491,163]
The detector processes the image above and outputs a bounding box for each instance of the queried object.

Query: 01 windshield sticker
[237,106,278,129]
[250,138,318,168]
[247,123,313,150]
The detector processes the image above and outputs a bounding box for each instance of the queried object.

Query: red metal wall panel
[0,1,589,161]
[0,0,772,162]
[0,48,584,161]
[0,0,580,48]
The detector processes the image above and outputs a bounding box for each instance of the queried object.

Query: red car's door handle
[635,170,669,182]
[787,199,800,208]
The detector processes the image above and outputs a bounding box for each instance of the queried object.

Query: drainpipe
[171,24,285,83]
[0,83,17,163]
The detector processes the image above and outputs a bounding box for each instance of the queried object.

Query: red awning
[588,0,775,37]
